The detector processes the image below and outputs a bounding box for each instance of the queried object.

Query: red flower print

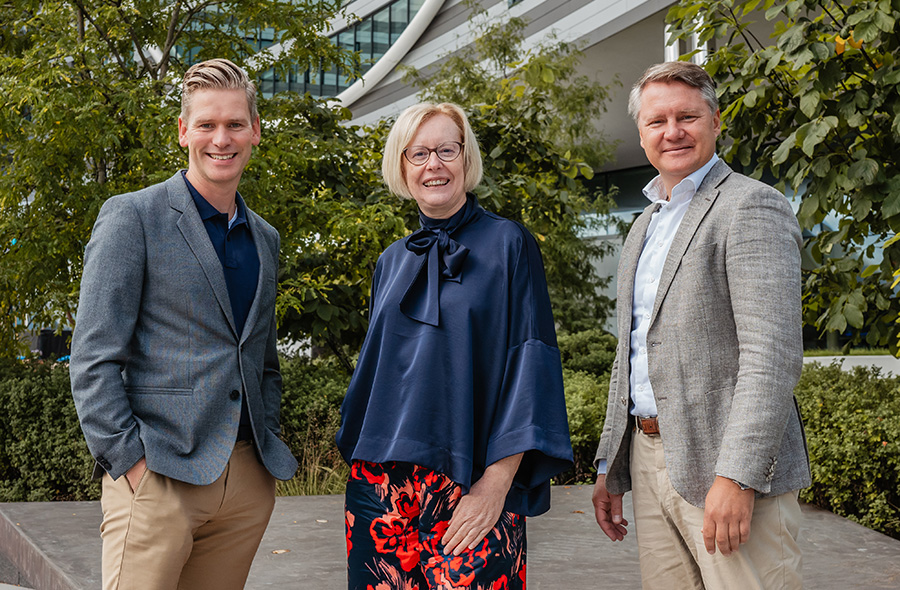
[371,514,419,572]
[390,482,420,520]
[345,510,355,555]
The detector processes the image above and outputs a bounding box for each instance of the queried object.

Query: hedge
[1,340,898,541]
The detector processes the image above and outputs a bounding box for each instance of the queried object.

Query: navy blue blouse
[336,195,573,516]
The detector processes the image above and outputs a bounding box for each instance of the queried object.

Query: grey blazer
[70,172,298,485]
[595,160,811,507]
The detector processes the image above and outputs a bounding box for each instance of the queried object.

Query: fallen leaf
[272,549,291,555]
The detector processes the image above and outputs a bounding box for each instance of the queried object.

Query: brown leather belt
[635,415,660,436]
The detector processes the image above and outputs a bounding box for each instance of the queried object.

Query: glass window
[356,18,373,72]
[390,0,408,44]
[373,8,390,61]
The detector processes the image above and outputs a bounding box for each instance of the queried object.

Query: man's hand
[702,476,755,556]
[125,457,148,493]
[441,453,523,556]
[592,474,628,541]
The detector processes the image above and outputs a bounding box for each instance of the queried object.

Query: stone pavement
[2,485,900,589]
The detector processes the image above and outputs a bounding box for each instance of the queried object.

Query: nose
[424,150,443,168]
[212,125,230,146]
[663,120,684,140]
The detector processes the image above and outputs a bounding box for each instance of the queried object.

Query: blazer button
[230,390,240,401]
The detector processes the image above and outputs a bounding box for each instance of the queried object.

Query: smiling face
[637,81,721,197]
[403,114,467,219]
[179,88,260,202]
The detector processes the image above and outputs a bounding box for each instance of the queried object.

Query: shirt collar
[182,170,247,227]
[642,153,720,206]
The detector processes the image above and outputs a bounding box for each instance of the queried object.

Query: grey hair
[627,61,718,123]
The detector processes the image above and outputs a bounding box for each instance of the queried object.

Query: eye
[437,143,458,158]
[409,147,428,160]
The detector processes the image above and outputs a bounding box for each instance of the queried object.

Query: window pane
[390,0,408,44]
[356,18,373,72]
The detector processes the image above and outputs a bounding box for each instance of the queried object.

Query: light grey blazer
[70,172,298,485]
[595,160,811,507]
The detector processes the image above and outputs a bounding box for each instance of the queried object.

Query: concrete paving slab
[2,485,899,589]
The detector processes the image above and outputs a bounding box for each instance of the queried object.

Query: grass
[276,423,349,496]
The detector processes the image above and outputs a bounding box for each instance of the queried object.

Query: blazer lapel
[651,160,731,323]
[239,210,272,345]
[618,202,660,343]
[167,173,238,338]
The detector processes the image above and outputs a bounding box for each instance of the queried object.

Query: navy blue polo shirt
[183,172,259,438]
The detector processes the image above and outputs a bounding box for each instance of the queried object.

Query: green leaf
[800,117,836,157]
[800,91,820,118]
[861,264,880,278]
[883,191,900,218]
[848,159,879,185]
[844,304,865,330]
[772,131,797,165]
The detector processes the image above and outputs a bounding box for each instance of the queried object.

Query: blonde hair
[181,58,257,122]
[382,103,483,199]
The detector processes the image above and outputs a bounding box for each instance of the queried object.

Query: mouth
[663,145,693,154]
[423,179,449,187]
[209,153,237,161]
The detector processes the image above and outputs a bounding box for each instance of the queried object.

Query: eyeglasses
[402,142,464,166]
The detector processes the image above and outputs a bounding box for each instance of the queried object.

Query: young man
[592,61,810,589]
[70,58,297,590]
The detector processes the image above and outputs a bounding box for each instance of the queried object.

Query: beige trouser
[100,440,276,590]
[630,428,803,590]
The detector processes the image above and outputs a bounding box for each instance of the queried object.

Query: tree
[402,8,623,331]
[666,0,900,354]
[0,0,380,358]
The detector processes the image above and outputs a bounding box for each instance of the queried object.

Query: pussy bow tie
[399,227,469,326]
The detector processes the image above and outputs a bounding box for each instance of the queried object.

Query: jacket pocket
[125,386,193,395]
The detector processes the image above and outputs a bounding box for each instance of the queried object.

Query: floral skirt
[345,461,526,590]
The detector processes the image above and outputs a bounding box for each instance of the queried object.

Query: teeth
[424,179,448,187]
[210,154,235,160]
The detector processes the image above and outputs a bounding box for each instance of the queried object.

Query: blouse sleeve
[484,224,574,516]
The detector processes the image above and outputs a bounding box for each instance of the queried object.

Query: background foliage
[797,361,900,538]
[666,0,900,354]
[1,2,619,362]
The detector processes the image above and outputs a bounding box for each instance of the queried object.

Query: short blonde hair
[181,58,257,122]
[382,103,483,199]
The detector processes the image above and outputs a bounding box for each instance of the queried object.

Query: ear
[251,115,261,146]
[178,116,189,147]
[712,109,722,137]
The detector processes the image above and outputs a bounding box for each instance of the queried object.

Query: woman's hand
[441,453,523,556]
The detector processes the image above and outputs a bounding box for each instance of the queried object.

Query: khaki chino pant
[100,441,276,590]
[630,429,803,590]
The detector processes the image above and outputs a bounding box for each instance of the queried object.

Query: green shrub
[557,328,617,378]
[555,328,616,484]
[276,355,351,496]
[796,361,900,539]
[0,361,99,501]
[558,369,608,483]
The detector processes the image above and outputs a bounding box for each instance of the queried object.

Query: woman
[336,102,573,590]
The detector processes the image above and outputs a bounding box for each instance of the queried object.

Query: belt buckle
[636,415,660,436]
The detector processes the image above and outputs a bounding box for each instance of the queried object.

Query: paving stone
[2,486,899,589]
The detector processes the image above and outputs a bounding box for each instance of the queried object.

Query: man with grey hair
[71,58,297,590]
[592,60,810,589]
